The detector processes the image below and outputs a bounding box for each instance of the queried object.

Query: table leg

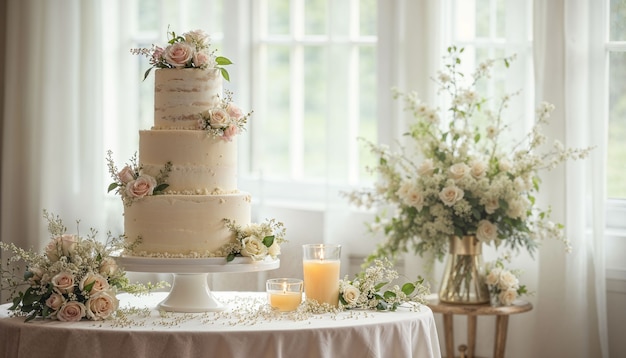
[467,315,476,358]
[443,313,454,358]
[493,315,509,358]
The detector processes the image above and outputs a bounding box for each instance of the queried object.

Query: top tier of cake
[154,68,223,129]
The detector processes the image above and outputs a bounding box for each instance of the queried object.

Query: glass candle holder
[302,244,341,307]
[266,278,303,312]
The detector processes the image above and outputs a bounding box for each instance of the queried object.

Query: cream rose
[163,42,194,68]
[439,185,464,206]
[125,174,157,199]
[417,159,434,176]
[498,158,512,172]
[45,293,65,312]
[448,163,470,180]
[56,301,86,322]
[342,285,361,305]
[476,220,498,243]
[240,236,268,259]
[483,197,500,214]
[99,257,119,277]
[486,268,502,286]
[79,272,110,294]
[85,290,119,321]
[117,165,135,184]
[470,160,487,179]
[51,271,76,294]
[498,271,519,291]
[209,108,230,128]
[45,239,60,262]
[404,188,425,211]
[59,234,78,257]
[184,29,210,47]
[498,288,517,305]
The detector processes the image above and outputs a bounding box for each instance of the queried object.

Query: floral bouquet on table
[485,256,528,306]
[0,211,161,322]
[339,258,429,311]
[343,46,593,267]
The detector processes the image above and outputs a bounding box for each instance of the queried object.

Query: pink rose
[226,103,244,119]
[209,108,230,128]
[163,42,194,68]
[193,50,211,68]
[45,293,65,312]
[51,271,75,294]
[45,239,60,262]
[222,125,239,141]
[56,301,86,322]
[79,272,110,294]
[125,174,157,198]
[117,165,135,184]
[85,290,119,321]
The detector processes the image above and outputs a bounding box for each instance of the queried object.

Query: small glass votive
[266,278,303,312]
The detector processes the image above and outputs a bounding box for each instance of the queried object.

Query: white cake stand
[115,256,279,313]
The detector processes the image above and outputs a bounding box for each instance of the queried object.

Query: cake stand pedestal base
[114,256,280,313]
[157,273,225,312]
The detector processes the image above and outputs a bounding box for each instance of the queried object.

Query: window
[608,0,626,200]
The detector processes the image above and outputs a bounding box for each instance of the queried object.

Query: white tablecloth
[0,292,441,358]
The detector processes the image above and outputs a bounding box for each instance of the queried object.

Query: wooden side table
[426,296,532,358]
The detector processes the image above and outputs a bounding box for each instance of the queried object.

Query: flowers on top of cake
[106,150,172,206]
[197,90,252,141]
[131,28,233,81]
[222,218,286,262]
[0,211,163,322]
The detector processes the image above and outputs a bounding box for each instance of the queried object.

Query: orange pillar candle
[302,244,341,307]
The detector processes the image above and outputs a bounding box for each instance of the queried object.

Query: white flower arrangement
[339,258,429,311]
[484,257,528,306]
[222,219,287,262]
[131,28,233,81]
[343,46,593,264]
[106,150,172,207]
[0,211,163,322]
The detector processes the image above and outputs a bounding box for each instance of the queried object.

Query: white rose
[45,293,65,312]
[486,268,502,286]
[497,270,519,291]
[417,159,434,176]
[342,285,361,305]
[240,236,268,259]
[405,188,425,211]
[483,197,500,214]
[56,301,86,322]
[439,185,464,206]
[268,242,281,258]
[209,108,230,128]
[476,220,498,243]
[184,29,210,48]
[79,272,110,294]
[51,271,76,294]
[470,160,487,179]
[85,290,119,321]
[498,288,517,306]
[59,234,78,257]
[498,158,512,172]
[448,163,470,180]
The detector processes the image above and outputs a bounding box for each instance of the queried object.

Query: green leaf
[474,133,481,143]
[226,253,236,262]
[220,67,230,82]
[383,291,396,299]
[262,235,275,248]
[9,295,22,310]
[84,280,95,293]
[154,183,169,193]
[215,56,233,66]
[108,182,119,193]
[143,67,153,81]
[22,288,42,307]
[374,281,388,291]
[401,282,416,295]
[24,311,38,323]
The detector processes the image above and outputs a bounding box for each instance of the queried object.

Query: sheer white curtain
[1,1,109,301]
[533,0,608,357]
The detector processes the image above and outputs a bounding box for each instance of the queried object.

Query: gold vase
[438,235,489,304]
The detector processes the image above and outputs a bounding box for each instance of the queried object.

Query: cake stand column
[157,273,226,313]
